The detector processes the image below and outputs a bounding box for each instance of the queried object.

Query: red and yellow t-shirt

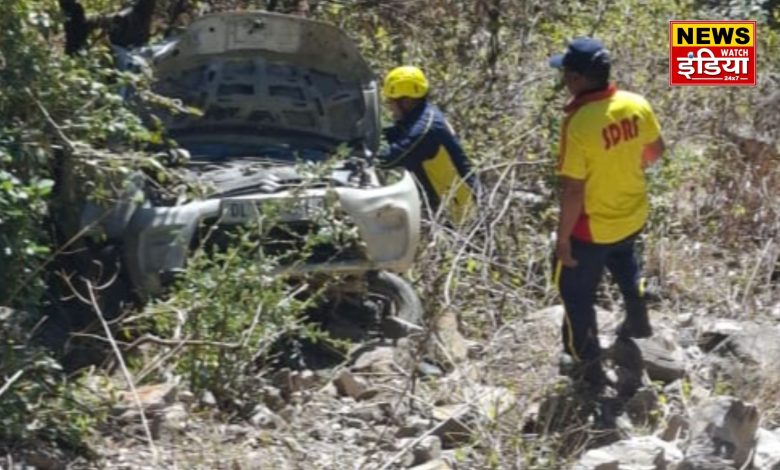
[557,84,662,244]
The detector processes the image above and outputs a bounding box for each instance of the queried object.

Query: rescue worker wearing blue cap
[549,37,666,392]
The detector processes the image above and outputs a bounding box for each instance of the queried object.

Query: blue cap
[549,37,610,74]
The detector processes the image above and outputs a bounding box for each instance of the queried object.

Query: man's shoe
[616,320,652,339]
[559,355,613,395]
[617,297,653,339]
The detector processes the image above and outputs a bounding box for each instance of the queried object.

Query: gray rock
[160,402,188,434]
[178,390,196,404]
[396,438,418,467]
[417,360,445,378]
[697,318,743,352]
[685,396,759,468]
[352,346,399,374]
[397,416,432,438]
[333,370,368,399]
[526,305,565,323]
[413,436,442,465]
[430,386,516,448]
[625,387,660,426]
[755,428,780,470]
[575,449,618,470]
[408,459,453,470]
[635,336,687,383]
[249,404,285,430]
[347,402,389,423]
[729,324,780,369]
[575,436,683,470]
[261,385,286,411]
[677,313,694,328]
[658,414,691,442]
[201,390,218,407]
[273,368,318,397]
[431,404,472,448]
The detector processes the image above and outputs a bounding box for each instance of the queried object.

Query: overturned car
[82,12,423,325]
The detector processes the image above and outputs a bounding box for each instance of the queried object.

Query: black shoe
[617,297,653,339]
[559,355,613,395]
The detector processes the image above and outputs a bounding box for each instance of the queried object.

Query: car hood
[142,12,381,153]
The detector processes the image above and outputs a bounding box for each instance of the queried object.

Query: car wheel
[366,271,423,328]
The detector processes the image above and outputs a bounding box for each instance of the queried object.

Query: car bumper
[123,171,420,296]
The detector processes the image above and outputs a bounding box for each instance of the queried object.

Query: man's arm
[557,177,586,267]
[377,110,435,169]
[642,137,665,168]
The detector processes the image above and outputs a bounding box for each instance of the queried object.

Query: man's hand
[557,176,585,268]
[556,238,578,267]
[642,137,665,168]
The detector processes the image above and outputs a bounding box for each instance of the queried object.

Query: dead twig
[0,369,26,399]
[86,280,159,462]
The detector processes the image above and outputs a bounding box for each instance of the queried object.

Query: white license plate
[221,198,324,224]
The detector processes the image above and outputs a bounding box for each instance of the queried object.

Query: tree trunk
[59,0,157,54]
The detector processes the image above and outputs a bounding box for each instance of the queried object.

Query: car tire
[367,271,424,327]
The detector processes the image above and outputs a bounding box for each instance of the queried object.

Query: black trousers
[553,233,645,363]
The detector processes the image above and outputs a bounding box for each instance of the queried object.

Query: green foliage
[0,167,53,306]
[0,0,156,457]
[0,0,158,307]
[0,309,106,452]
[144,224,326,405]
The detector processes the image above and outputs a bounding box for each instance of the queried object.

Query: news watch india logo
[669,20,756,86]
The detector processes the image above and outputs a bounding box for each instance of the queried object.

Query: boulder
[352,345,402,374]
[728,324,780,369]
[249,404,286,430]
[397,416,432,438]
[526,305,616,326]
[658,414,691,442]
[158,402,189,435]
[754,428,780,470]
[430,385,516,448]
[412,436,443,466]
[431,404,472,448]
[525,305,565,323]
[575,436,684,470]
[408,459,453,470]
[273,368,318,398]
[684,396,759,468]
[332,370,368,399]
[697,318,743,352]
[346,402,390,424]
[634,336,687,383]
[575,449,618,470]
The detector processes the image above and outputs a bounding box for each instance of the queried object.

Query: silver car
[84,12,423,326]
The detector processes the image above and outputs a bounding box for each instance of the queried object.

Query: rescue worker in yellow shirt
[549,38,666,391]
[378,66,476,224]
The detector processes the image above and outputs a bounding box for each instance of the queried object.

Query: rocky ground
[6,304,780,470]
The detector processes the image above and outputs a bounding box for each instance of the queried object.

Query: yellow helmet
[382,66,429,99]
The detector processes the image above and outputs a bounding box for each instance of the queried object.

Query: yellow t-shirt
[557,85,661,243]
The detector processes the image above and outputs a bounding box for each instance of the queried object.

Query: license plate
[221,198,324,224]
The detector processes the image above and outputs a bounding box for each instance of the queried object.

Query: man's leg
[555,240,607,386]
[605,235,652,339]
